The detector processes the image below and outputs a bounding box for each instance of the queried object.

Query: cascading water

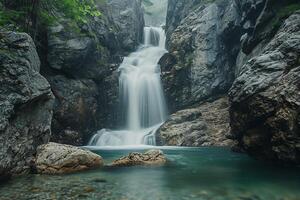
[88,27,168,146]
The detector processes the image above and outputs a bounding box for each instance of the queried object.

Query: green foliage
[0,0,102,30]
[51,0,101,24]
[270,3,300,30]
[0,9,25,30]
[277,3,300,18]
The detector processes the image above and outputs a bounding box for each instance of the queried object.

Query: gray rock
[47,20,108,80]
[36,143,103,174]
[156,97,233,147]
[229,11,300,164]
[107,0,144,51]
[111,149,167,167]
[48,75,99,144]
[162,0,242,112]
[0,31,54,176]
[163,0,299,113]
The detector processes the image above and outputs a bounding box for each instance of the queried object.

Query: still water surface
[0,147,299,200]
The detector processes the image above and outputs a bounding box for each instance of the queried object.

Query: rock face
[44,0,145,145]
[229,12,300,164]
[163,0,300,113]
[162,0,300,162]
[0,31,54,176]
[235,0,300,75]
[36,143,103,174]
[49,75,99,145]
[107,0,144,51]
[161,0,241,111]
[111,150,166,167]
[156,97,233,147]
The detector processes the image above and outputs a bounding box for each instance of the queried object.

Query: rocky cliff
[0,31,54,178]
[43,0,145,145]
[229,11,300,164]
[161,0,241,112]
[161,0,300,163]
[162,0,300,111]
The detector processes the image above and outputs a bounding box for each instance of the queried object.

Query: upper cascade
[144,27,166,48]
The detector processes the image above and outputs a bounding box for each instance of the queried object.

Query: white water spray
[88,27,168,146]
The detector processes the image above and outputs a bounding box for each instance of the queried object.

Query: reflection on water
[0,147,300,200]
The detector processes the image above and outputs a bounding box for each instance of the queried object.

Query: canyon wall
[160,0,300,163]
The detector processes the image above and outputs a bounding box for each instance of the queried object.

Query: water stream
[89,27,167,146]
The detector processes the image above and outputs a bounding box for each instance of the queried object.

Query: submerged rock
[111,150,167,167]
[156,97,233,147]
[36,143,103,174]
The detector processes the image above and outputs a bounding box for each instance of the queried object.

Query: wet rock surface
[229,11,300,164]
[156,97,233,147]
[111,150,167,167]
[0,31,54,177]
[36,143,103,174]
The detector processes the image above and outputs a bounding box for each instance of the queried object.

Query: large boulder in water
[111,150,167,167]
[36,143,103,174]
[0,31,54,177]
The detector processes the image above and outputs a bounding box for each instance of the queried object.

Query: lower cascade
[89,26,168,146]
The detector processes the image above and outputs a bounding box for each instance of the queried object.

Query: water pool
[1,147,299,200]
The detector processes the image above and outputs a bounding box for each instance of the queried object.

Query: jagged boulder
[0,31,54,177]
[156,97,233,147]
[111,150,167,167]
[229,11,300,164]
[36,143,103,174]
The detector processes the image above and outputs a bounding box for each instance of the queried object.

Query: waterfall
[88,27,168,146]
